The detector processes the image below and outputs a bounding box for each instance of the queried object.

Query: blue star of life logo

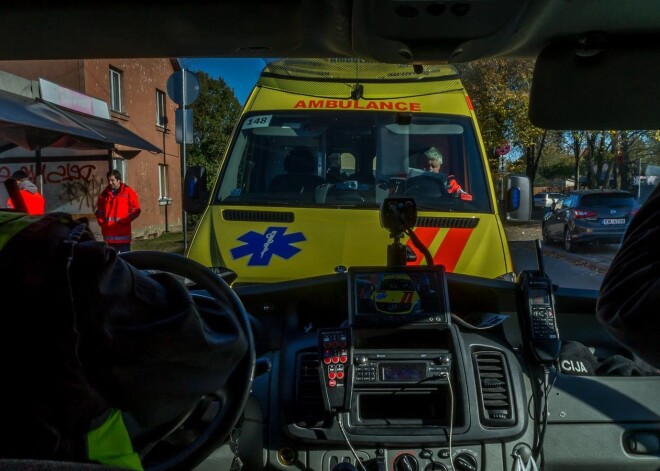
[230,226,306,266]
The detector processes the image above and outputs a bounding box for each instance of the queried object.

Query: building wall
[0,59,183,239]
[84,58,183,238]
[0,60,84,90]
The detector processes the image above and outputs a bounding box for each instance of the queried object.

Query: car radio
[352,349,451,386]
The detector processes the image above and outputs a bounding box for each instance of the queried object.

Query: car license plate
[602,218,625,225]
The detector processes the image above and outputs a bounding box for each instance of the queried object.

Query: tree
[456,59,546,184]
[612,130,656,190]
[533,132,572,185]
[186,70,242,186]
[176,70,241,228]
[456,59,513,172]
[560,131,585,190]
[456,59,659,193]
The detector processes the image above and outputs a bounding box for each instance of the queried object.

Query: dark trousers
[109,243,131,253]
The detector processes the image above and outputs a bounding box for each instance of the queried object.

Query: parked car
[533,191,563,209]
[542,189,636,252]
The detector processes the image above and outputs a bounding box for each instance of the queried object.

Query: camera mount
[380,197,417,266]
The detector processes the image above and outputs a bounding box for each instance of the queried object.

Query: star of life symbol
[230,226,306,266]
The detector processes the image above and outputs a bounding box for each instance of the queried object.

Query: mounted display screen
[348,266,450,327]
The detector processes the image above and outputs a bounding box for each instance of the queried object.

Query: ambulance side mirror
[506,174,532,222]
[183,165,209,214]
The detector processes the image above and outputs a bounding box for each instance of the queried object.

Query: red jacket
[7,187,45,215]
[447,175,473,201]
[95,183,141,244]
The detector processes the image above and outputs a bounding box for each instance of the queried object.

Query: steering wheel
[403,174,451,198]
[119,251,255,471]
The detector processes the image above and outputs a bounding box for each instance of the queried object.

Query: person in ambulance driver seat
[6,170,45,215]
[96,170,141,253]
[417,147,472,201]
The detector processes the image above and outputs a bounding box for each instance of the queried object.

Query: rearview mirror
[530,42,660,130]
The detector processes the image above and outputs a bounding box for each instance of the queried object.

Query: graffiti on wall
[0,162,107,214]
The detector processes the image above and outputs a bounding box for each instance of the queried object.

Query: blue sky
[179,58,267,104]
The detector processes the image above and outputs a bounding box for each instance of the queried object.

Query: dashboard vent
[472,349,515,427]
[294,352,325,427]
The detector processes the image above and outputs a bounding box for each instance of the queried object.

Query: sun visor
[529,42,660,130]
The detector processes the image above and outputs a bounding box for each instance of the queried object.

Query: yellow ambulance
[184,59,530,285]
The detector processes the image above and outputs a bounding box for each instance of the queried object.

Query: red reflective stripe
[406,227,440,266]
[433,228,473,272]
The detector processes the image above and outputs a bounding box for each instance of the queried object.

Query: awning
[0,88,104,150]
[0,88,161,154]
[46,102,162,153]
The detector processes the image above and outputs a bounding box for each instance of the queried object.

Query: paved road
[509,240,612,290]
[506,211,619,290]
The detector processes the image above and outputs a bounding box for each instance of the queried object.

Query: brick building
[0,58,183,239]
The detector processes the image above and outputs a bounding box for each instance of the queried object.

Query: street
[506,213,618,290]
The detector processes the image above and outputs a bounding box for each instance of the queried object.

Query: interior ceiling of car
[1,0,658,63]
[2,0,659,129]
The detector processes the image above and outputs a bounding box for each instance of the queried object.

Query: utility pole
[166,68,200,251]
[181,68,188,251]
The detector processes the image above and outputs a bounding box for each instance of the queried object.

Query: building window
[158,164,169,201]
[109,67,123,113]
[112,159,127,183]
[156,89,166,127]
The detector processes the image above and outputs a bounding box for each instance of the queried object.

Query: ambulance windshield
[215,111,493,213]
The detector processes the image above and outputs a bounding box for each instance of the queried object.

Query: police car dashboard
[202,199,660,471]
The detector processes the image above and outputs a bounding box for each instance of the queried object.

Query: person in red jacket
[96,169,141,253]
[6,170,46,215]
[417,148,472,201]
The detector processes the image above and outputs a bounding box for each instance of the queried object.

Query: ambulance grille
[416,217,479,228]
[294,352,325,427]
[472,349,516,427]
[223,210,294,223]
